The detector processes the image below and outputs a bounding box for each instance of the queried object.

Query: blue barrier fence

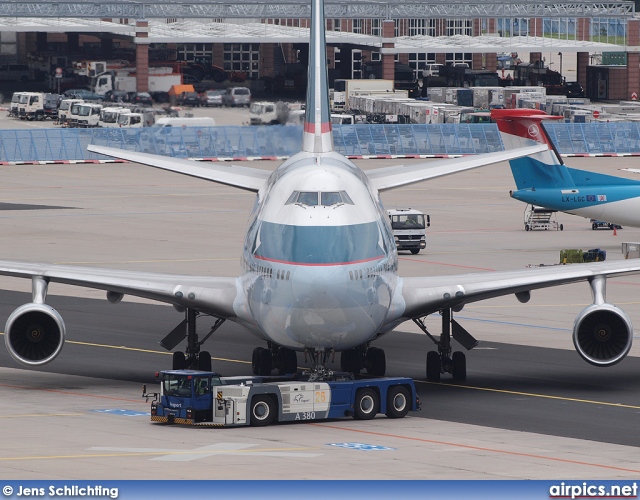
[1,122,639,162]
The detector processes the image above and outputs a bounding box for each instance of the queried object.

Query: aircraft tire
[385,385,411,418]
[252,347,272,376]
[172,351,186,370]
[452,351,466,381]
[250,395,276,426]
[197,351,212,372]
[426,351,441,382]
[366,347,386,376]
[278,347,298,374]
[354,388,379,420]
[340,348,362,374]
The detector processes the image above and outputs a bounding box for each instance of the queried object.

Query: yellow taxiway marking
[0,335,634,408]
[0,447,318,462]
[417,380,640,409]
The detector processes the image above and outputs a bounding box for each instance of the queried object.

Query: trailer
[524,205,563,231]
[144,370,419,427]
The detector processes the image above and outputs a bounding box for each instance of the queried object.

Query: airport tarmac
[1,132,640,480]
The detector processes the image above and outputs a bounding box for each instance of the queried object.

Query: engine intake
[573,304,632,367]
[4,303,66,366]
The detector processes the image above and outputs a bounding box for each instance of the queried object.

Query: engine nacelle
[4,303,66,366]
[573,304,633,367]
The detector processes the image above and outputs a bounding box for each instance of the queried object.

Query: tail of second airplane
[302,0,333,154]
[491,108,573,190]
[493,109,640,191]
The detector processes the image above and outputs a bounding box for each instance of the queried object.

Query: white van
[142,116,216,154]
[422,64,444,77]
[153,117,216,128]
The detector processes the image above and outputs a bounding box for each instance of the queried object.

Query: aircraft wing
[400,259,640,319]
[0,260,238,319]
[87,145,271,193]
[365,144,548,192]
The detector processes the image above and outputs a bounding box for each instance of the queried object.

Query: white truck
[250,101,302,125]
[92,68,182,95]
[17,92,59,121]
[387,208,430,254]
[99,106,133,128]
[331,79,395,112]
[57,98,84,124]
[69,102,102,127]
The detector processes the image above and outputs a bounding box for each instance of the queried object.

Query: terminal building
[1,0,639,100]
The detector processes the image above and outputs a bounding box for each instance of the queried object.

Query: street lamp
[558,52,563,77]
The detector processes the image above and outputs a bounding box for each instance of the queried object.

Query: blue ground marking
[92,409,151,417]
[327,443,396,451]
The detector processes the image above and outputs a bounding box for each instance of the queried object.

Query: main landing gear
[413,308,479,382]
[340,344,386,376]
[252,342,298,376]
[159,308,226,371]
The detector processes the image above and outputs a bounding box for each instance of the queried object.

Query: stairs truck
[143,369,419,427]
[387,208,430,254]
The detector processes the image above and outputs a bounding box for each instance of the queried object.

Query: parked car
[0,64,33,82]
[104,90,130,103]
[177,91,201,107]
[565,82,585,98]
[131,92,153,106]
[63,89,103,102]
[223,86,251,107]
[203,89,227,107]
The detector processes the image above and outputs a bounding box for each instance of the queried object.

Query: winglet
[302,0,333,153]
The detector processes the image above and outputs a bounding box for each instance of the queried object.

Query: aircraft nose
[291,265,348,311]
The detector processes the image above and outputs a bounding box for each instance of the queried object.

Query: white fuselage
[230,150,405,351]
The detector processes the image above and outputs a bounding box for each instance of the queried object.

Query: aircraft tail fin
[491,109,574,190]
[302,0,333,153]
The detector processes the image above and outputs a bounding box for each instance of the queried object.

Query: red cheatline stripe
[303,121,332,133]
[254,254,384,267]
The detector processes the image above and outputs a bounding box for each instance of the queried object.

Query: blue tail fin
[302,0,333,153]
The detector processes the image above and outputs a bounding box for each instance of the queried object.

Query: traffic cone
[613,225,617,236]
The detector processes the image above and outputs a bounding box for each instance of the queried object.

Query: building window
[408,52,436,79]
[353,19,363,34]
[446,19,472,36]
[445,52,472,67]
[371,52,381,62]
[333,19,341,31]
[371,19,382,36]
[222,43,260,79]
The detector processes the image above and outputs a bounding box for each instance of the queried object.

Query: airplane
[495,108,640,228]
[2,0,640,384]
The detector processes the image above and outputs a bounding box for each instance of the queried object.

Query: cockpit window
[297,192,319,206]
[286,191,354,207]
[321,192,342,206]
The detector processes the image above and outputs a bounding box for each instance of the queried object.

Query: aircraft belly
[571,198,640,227]
[246,265,393,350]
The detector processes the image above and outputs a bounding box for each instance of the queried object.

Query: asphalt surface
[2,289,640,449]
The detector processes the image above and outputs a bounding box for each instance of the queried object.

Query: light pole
[558,52,563,78]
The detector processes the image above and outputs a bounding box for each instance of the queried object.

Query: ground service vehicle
[57,98,83,124]
[332,79,395,111]
[17,92,59,121]
[9,92,27,117]
[249,101,294,125]
[144,370,419,427]
[388,208,429,254]
[92,69,182,96]
[72,103,103,127]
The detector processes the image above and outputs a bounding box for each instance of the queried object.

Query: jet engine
[572,304,633,367]
[4,303,66,366]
